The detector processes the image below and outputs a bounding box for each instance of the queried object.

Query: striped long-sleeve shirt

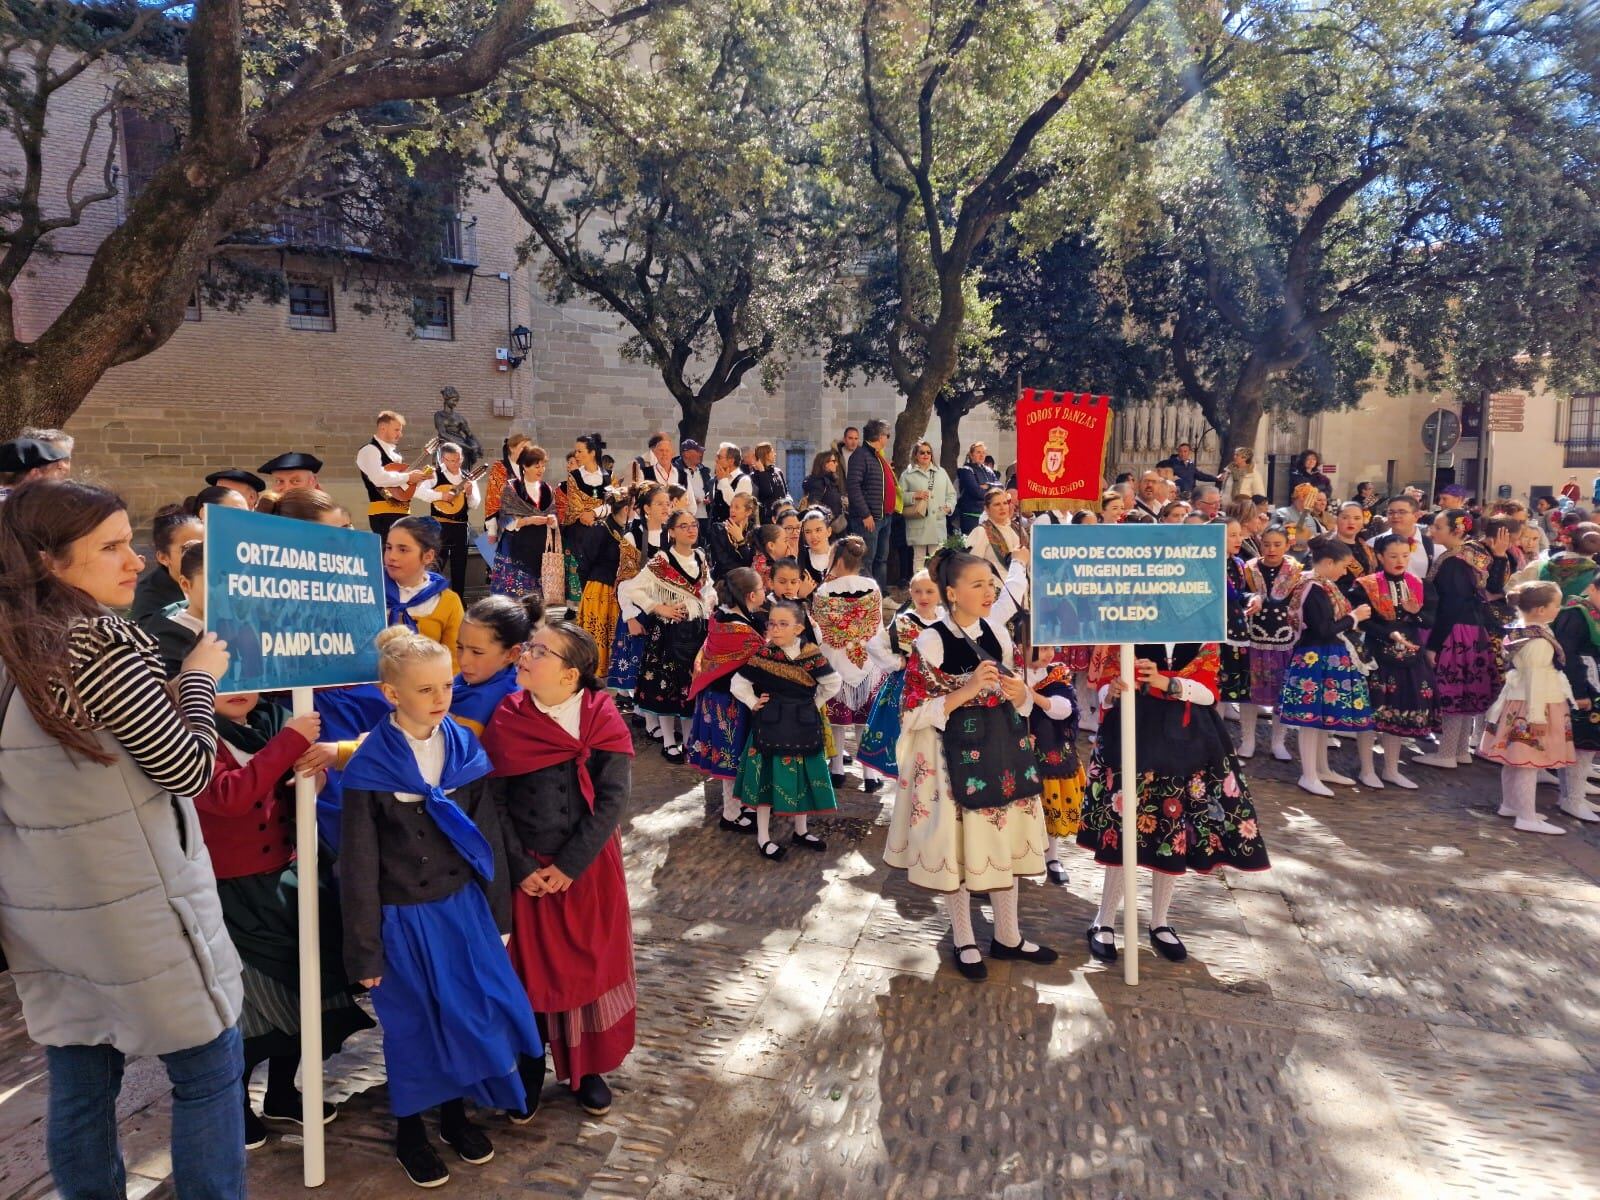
[59,615,219,796]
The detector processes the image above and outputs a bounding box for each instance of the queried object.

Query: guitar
[430,463,491,516]
[381,437,442,503]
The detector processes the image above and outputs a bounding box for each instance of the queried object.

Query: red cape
[482,688,634,810]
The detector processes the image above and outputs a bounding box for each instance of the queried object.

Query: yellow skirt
[1041,769,1086,838]
[576,582,620,678]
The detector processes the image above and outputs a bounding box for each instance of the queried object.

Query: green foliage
[484,0,862,429]
[1106,0,1600,444]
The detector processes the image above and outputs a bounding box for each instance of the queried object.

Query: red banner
[1015,388,1113,513]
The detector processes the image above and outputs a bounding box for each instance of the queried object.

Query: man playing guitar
[355,410,432,537]
[416,441,486,594]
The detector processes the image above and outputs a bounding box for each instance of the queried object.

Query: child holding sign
[1079,644,1270,964]
[340,629,541,1188]
[193,692,373,1150]
[884,548,1054,983]
[384,516,464,673]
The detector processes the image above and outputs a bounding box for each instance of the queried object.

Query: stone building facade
[7,55,1008,528]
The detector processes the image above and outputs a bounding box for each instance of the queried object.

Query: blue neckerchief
[341,715,496,880]
[385,571,450,630]
[451,666,519,733]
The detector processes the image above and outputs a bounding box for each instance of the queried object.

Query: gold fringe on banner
[1017,408,1115,516]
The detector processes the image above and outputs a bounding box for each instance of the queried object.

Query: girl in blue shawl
[340,628,541,1188]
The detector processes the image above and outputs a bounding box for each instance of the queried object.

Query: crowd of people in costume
[1,416,1596,1198]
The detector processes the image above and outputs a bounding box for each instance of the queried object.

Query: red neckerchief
[483,689,634,811]
[645,548,707,598]
[1356,571,1422,621]
[687,611,764,699]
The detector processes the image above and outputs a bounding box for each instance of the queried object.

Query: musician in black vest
[632,432,689,490]
[415,442,481,595]
[355,411,430,538]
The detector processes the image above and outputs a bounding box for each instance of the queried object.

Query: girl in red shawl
[685,567,767,832]
[483,622,636,1120]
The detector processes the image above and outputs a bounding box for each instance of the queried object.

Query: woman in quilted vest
[0,480,245,1199]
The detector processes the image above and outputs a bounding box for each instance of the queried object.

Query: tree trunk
[1222,356,1271,470]
[676,394,714,448]
[938,401,964,480]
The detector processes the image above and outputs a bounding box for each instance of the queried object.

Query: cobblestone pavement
[3,725,1598,1200]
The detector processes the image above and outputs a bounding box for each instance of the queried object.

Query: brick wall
[8,53,1010,529]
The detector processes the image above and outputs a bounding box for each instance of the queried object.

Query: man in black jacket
[846,419,896,587]
[1156,443,1218,496]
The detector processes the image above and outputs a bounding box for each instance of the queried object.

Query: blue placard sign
[1029,522,1227,646]
[204,506,386,693]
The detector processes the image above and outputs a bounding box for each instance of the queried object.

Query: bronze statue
[433,386,483,468]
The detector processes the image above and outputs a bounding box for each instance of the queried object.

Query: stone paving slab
[1,727,1597,1200]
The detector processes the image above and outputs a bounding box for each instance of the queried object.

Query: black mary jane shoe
[989,937,1059,965]
[758,840,788,861]
[951,944,988,981]
[661,745,686,764]
[1045,860,1070,887]
[860,777,885,793]
[261,1093,339,1126]
[396,1137,450,1189]
[718,812,757,834]
[790,831,827,852]
[830,772,847,788]
[1148,926,1188,963]
[1086,925,1118,963]
[576,1074,613,1117]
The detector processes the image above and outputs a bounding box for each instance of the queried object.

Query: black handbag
[940,702,1043,810]
[937,623,1042,810]
[752,695,824,755]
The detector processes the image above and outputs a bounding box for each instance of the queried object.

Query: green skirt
[734,743,840,815]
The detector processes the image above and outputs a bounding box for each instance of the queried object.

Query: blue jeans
[47,1025,245,1200]
[851,514,893,589]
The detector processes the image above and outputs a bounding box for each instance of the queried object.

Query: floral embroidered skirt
[607,614,644,693]
[827,670,884,727]
[575,582,620,679]
[1277,642,1374,732]
[1075,752,1270,876]
[883,724,1048,893]
[1434,625,1500,715]
[564,549,582,608]
[635,618,706,719]
[857,668,905,778]
[734,744,840,815]
[686,688,748,780]
[1478,700,1576,769]
[1041,769,1087,838]
[1248,646,1293,708]
[1369,652,1438,738]
[1220,643,1252,703]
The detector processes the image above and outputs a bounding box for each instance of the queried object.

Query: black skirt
[635,617,707,717]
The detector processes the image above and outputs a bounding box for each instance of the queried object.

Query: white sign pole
[293,685,325,1188]
[1118,643,1139,987]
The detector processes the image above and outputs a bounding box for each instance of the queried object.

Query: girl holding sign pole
[884,548,1055,982]
[1078,643,1270,963]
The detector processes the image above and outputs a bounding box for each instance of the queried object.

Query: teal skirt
[734,741,840,815]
